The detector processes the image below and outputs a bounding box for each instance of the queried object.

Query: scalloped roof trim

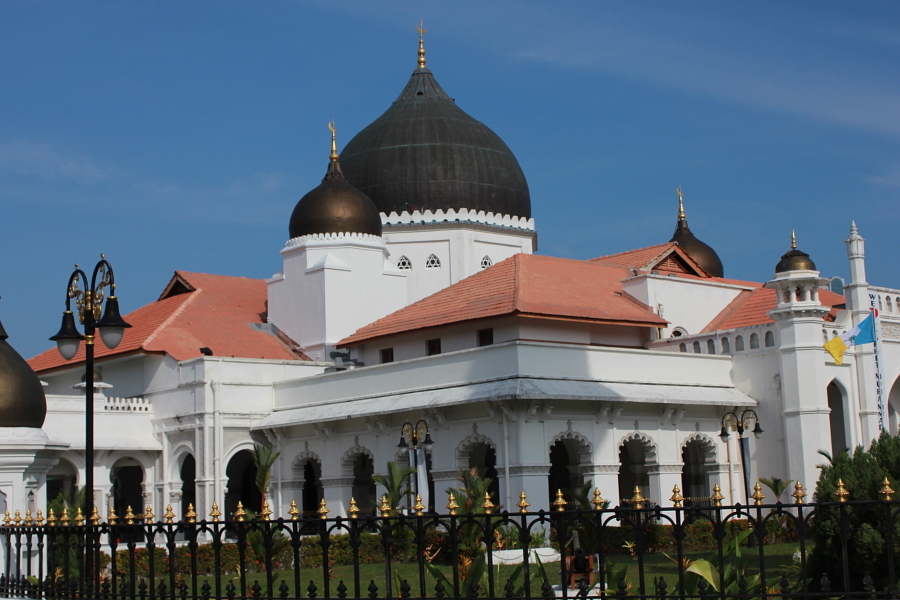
[380,208,535,231]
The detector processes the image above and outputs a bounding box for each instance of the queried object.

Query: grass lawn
[171,544,801,597]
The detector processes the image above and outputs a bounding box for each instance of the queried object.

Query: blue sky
[2,1,899,359]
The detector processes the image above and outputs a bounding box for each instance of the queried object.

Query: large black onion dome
[0,317,47,428]
[339,67,531,219]
[775,232,816,273]
[671,220,724,278]
[289,159,383,239]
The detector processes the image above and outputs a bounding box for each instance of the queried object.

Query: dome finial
[791,229,797,250]
[676,186,685,220]
[416,19,427,68]
[328,120,338,162]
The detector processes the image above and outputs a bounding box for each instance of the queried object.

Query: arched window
[706,339,716,354]
[692,341,701,354]
[735,335,744,352]
[721,337,730,354]
[397,256,412,270]
[879,296,884,313]
[764,331,775,347]
[480,256,493,269]
[679,343,687,353]
[823,330,829,344]
[827,382,848,454]
[888,297,894,313]
[749,333,759,349]
[425,254,441,268]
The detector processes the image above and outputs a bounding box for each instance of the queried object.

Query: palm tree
[252,444,281,506]
[373,462,416,510]
[758,476,793,502]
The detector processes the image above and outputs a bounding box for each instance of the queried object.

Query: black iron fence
[2,490,898,599]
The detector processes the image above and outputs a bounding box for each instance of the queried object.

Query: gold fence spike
[379,495,392,517]
[124,506,134,525]
[348,497,360,519]
[13,510,21,526]
[288,500,299,521]
[3,511,10,526]
[164,505,175,524]
[144,505,154,523]
[880,477,895,502]
[91,507,100,526]
[751,482,766,506]
[260,500,272,521]
[414,494,425,516]
[74,508,84,526]
[185,503,197,523]
[482,493,495,515]
[835,479,850,502]
[210,502,221,522]
[591,488,606,511]
[36,510,44,527]
[24,510,32,527]
[60,508,70,526]
[631,486,647,510]
[446,493,458,516]
[317,499,329,519]
[108,506,117,525]
[553,489,567,512]
[710,484,724,507]
[791,482,806,504]
[670,485,684,508]
[47,509,56,527]
[234,501,246,522]
[517,491,530,513]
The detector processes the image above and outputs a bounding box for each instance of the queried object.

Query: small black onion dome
[340,66,531,219]
[289,159,382,239]
[775,233,816,272]
[0,318,47,428]
[670,219,724,278]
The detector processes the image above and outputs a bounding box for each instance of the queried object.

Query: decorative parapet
[381,208,535,231]
[284,232,384,249]
[103,396,151,412]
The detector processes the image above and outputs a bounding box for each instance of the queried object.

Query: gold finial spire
[880,477,895,501]
[517,491,530,513]
[631,486,647,510]
[414,494,426,515]
[328,120,338,162]
[36,510,44,527]
[446,492,459,515]
[317,499,329,519]
[107,506,117,525]
[482,492,495,515]
[834,479,849,502]
[210,502,221,522]
[416,19,427,68]
[751,482,766,506]
[91,507,101,526]
[553,489,567,512]
[74,508,84,526]
[260,500,272,521]
[670,485,684,508]
[792,481,806,504]
[591,488,605,510]
[143,505,154,523]
[185,503,197,523]
[379,495,392,517]
[710,484,724,507]
[234,501,246,522]
[676,187,685,220]
[791,230,797,250]
[47,509,56,527]
[164,505,175,524]
[348,497,360,519]
[288,500,299,521]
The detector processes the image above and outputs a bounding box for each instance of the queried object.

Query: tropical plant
[444,468,501,583]
[758,476,793,503]
[48,483,86,515]
[251,444,281,506]
[372,462,416,511]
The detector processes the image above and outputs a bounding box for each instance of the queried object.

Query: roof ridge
[591,242,675,262]
[143,288,200,349]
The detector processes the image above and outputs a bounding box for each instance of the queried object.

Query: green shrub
[809,431,900,591]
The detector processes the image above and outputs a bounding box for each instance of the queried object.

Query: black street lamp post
[719,408,763,504]
[50,256,131,590]
[397,419,434,509]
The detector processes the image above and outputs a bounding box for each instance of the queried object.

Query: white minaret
[844,221,880,442]
[765,231,831,487]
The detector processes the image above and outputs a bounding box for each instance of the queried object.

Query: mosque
[3,32,900,521]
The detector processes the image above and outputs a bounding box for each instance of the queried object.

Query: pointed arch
[397,256,412,270]
[827,379,849,453]
[341,440,376,477]
[425,254,441,268]
[618,431,658,464]
[455,429,496,467]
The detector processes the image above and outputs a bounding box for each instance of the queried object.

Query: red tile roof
[29,271,304,373]
[591,242,711,277]
[338,253,666,347]
[704,287,845,332]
